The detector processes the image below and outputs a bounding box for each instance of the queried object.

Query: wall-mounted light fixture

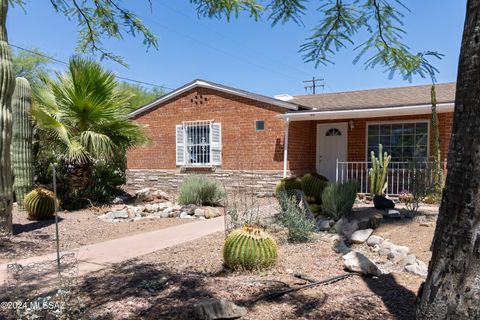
[349,120,355,130]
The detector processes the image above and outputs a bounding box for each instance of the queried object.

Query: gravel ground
[0,200,438,319]
[0,204,191,263]
[75,230,426,320]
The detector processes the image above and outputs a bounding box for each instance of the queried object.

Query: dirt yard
[0,201,438,319]
[0,205,191,263]
[76,228,430,320]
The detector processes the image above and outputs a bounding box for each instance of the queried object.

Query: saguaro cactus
[12,77,33,207]
[368,144,391,195]
[0,0,15,235]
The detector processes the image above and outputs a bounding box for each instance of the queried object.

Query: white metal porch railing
[336,160,446,196]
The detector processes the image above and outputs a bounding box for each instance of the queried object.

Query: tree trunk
[64,157,92,192]
[0,0,15,236]
[416,0,480,318]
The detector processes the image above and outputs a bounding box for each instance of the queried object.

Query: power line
[303,76,324,95]
[156,1,312,78]
[139,15,305,82]
[10,44,175,91]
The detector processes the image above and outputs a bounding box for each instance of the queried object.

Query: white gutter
[277,103,454,121]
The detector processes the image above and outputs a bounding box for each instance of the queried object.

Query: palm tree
[32,57,147,192]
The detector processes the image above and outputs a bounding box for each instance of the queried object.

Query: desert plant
[223,225,278,270]
[0,0,15,236]
[321,181,358,220]
[368,216,382,229]
[24,187,58,220]
[403,162,439,213]
[178,175,225,206]
[275,176,301,196]
[277,191,316,243]
[32,57,148,193]
[11,77,34,208]
[300,173,328,204]
[368,144,391,195]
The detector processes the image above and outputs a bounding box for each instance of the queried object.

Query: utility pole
[303,76,324,95]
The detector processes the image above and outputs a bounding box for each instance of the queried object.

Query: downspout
[283,117,290,178]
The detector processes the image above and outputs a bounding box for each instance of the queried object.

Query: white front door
[316,123,348,181]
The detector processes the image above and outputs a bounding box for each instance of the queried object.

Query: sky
[8,1,466,97]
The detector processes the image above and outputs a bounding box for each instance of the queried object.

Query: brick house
[126,79,455,195]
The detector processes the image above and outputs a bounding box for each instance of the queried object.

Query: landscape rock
[172,204,182,211]
[194,208,206,217]
[184,299,247,320]
[204,207,222,219]
[405,260,428,278]
[386,245,410,262]
[342,251,382,276]
[334,239,351,254]
[341,220,359,238]
[349,229,374,244]
[159,202,171,209]
[316,218,331,231]
[366,235,384,247]
[144,204,155,213]
[136,188,152,202]
[151,189,170,201]
[180,212,194,219]
[112,196,124,204]
[384,209,402,219]
[182,204,198,215]
[158,211,170,218]
[400,254,417,267]
[112,210,129,219]
[99,212,115,220]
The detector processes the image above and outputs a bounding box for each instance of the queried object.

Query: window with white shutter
[211,123,222,165]
[176,121,222,167]
[176,124,185,165]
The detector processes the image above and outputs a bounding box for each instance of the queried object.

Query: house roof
[291,82,456,111]
[129,79,304,118]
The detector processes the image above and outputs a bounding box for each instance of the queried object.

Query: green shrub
[178,175,225,206]
[275,176,301,196]
[277,192,316,243]
[321,181,358,221]
[300,173,328,204]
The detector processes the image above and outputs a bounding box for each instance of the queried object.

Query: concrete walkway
[0,216,225,284]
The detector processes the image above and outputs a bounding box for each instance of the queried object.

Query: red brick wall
[127,87,454,173]
[127,87,288,171]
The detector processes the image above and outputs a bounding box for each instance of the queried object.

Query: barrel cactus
[12,77,33,208]
[0,0,16,235]
[275,176,301,196]
[24,188,58,221]
[300,173,328,204]
[223,225,278,270]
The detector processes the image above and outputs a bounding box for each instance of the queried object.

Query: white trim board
[278,103,454,121]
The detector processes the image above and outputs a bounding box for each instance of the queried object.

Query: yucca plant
[32,57,148,192]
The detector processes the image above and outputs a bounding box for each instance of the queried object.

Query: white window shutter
[176,124,185,165]
[211,123,222,165]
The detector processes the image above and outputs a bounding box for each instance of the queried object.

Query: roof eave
[277,103,455,121]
